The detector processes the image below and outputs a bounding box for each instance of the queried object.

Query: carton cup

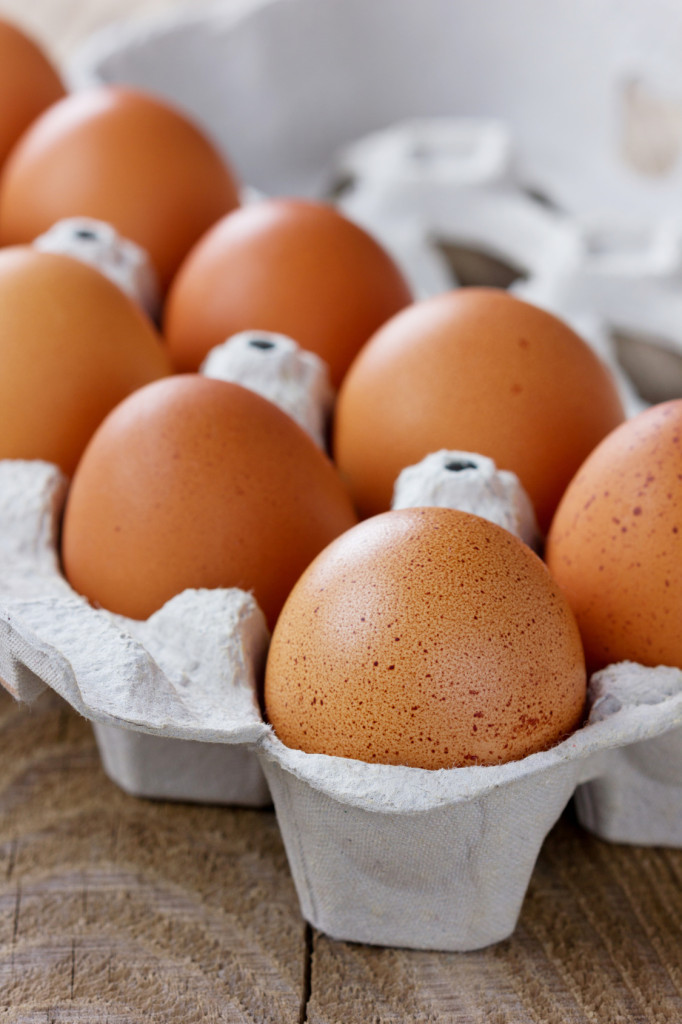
[0,460,271,807]
[92,722,270,806]
[257,663,682,951]
[574,668,682,846]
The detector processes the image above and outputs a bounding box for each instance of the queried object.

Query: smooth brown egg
[0,18,65,171]
[0,86,240,290]
[0,247,170,475]
[546,400,682,672]
[265,507,586,768]
[61,375,358,628]
[163,198,413,386]
[334,288,626,532]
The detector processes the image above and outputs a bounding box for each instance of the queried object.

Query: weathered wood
[3,689,681,1022]
[0,690,307,1022]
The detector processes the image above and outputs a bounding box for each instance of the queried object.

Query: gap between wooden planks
[1,686,681,1023]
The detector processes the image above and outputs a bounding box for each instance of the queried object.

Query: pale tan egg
[546,400,682,672]
[265,507,586,768]
[61,375,358,629]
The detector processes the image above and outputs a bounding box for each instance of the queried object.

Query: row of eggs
[0,15,680,774]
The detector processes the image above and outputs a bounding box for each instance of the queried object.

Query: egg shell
[546,400,682,672]
[0,247,170,475]
[334,288,626,531]
[265,506,586,768]
[0,19,65,170]
[0,86,240,290]
[163,198,413,386]
[61,375,358,629]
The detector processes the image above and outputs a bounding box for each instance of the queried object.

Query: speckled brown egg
[265,507,586,768]
[334,288,625,532]
[546,400,682,672]
[61,375,358,629]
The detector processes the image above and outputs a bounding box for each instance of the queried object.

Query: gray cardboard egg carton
[1,452,681,953]
[4,0,679,949]
[68,0,682,408]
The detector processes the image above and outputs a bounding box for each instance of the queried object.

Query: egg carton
[11,0,682,945]
[67,0,679,410]
[1,455,681,953]
[0,460,272,807]
[68,0,682,220]
[0,332,334,807]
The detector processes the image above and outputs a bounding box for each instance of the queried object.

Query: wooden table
[0,1,681,1020]
[2,687,681,1023]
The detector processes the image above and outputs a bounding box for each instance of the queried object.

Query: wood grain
[0,689,307,1022]
[2,687,681,1023]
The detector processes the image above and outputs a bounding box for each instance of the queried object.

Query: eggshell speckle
[61,375,358,629]
[546,400,682,672]
[265,507,586,768]
[334,288,626,531]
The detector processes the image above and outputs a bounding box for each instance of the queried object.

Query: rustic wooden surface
[0,0,681,1020]
[2,688,681,1023]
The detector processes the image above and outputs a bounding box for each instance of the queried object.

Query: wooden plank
[0,690,307,1022]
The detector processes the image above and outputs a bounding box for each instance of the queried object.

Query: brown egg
[61,375,358,628]
[0,247,170,475]
[546,400,682,672]
[0,19,65,171]
[265,507,586,768]
[334,288,625,532]
[0,86,240,290]
[163,198,413,386]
